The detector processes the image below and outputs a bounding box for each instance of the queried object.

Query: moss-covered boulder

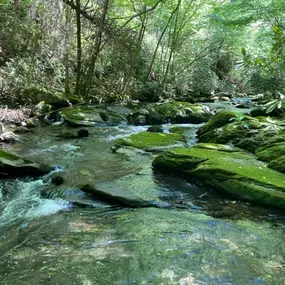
[197,111,257,145]
[20,86,83,107]
[56,129,89,139]
[152,101,214,124]
[153,143,285,210]
[0,149,51,178]
[197,111,239,138]
[32,101,53,117]
[250,99,285,118]
[255,141,285,173]
[60,106,127,126]
[147,125,163,133]
[268,157,285,173]
[196,111,277,153]
[256,143,285,162]
[113,132,186,152]
[106,104,133,116]
[169,126,193,135]
[127,101,214,125]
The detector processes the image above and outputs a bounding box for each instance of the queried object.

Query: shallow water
[1,123,285,285]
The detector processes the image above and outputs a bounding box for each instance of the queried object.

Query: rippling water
[1,123,285,285]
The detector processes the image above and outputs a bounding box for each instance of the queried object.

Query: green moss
[198,122,245,144]
[256,144,285,162]
[153,143,285,209]
[154,101,202,117]
[197,111,238,136]
[152,101,213,123]
[60,106,126,126]
[0,149,21,161]
[169,126,192,135]
[0,150,51,177]
[268,157,285,173]
[219,180,285,209]
[197,112,269,147]
[114,132,185,151]
[194,143,243,152]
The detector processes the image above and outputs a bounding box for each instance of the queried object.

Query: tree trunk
[162,1,181,84]
[83,0,109,96]
[75,0,82,96]
[145,0,181,83]
[64,4,72,95]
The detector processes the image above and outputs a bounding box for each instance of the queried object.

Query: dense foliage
[0,0,284,105]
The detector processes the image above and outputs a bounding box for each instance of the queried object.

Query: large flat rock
[0,149,51,178]
[60,105,127,126]
[153,143,285,210]
[81,182,149,208]
[113,132,186,152]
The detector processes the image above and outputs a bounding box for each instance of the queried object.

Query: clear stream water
[0,122,285,285]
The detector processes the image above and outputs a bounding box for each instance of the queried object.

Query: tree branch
[117,0,164,32]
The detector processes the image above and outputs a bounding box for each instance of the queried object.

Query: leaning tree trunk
[145,0,181,83]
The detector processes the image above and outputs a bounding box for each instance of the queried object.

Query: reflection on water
[0,123,285,285]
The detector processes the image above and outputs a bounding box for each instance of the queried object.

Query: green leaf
[254,58,265,65]
[266,102,278,114]
[241,47,246,56]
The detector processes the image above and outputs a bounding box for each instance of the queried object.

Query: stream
[1,120,285,285]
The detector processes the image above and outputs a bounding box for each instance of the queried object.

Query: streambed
[1,122,285,285]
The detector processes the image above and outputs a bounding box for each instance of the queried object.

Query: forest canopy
[0,0,284,105]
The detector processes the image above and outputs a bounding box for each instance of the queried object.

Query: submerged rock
[41,180,167,208]
[56,129,89,139]
[81,182,150,208]
[169,126,193,135]
[0,149,51,178]
[147,125,163,133]
[51,175,64,185]
[41,186,97,207]
[113,132,186,152]
[153,143,285,210]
